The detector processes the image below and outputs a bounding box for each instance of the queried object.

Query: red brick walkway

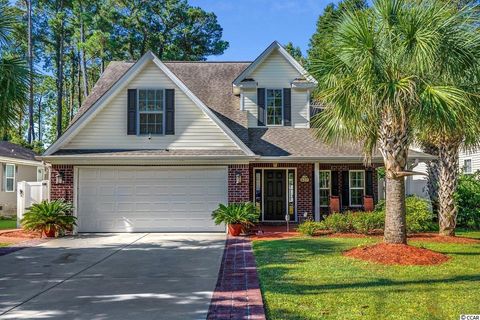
[207,236,266,320]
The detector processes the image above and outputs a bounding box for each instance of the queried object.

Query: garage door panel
[77,167,227,232]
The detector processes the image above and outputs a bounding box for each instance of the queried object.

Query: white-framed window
[37,168,45,182]
[464,159,472,174]
[266,89,283,126]
[319,170,331,207]
[349,170,365,207]
[138,89,164,135]
[4,164,15,192]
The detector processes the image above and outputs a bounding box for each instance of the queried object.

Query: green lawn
[457,229,480,240]
[0,243,10,247]
[0,219,16,230]
[253,235,480,320]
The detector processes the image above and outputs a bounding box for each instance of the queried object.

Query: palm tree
[310,0,480,244]
[0,4,29,135]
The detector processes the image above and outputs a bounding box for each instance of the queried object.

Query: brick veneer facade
[50,165,74,202]
[228,164,250,203]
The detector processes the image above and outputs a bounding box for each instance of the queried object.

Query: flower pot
[227,224,243,236]
[43,227,56,238]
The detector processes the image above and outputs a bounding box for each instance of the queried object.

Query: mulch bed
[409,233,479,244]
[344,243,450,265]
[0,229,46,256]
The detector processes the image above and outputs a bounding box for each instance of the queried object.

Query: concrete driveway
[0,233,225,320]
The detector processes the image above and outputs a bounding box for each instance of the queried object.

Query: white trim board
[44,51,254,157]
[232,41,318,87]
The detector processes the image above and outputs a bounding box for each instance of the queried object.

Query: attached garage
[76,166,227,232]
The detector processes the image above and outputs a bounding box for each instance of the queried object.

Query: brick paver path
[207,236,266,320]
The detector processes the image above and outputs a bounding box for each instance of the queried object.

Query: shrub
[322,212,352,233]
[350,211,385,234]
[297,221,326,236]
[455,172,480,229]
[21,200,76,236]
[211,202,259,226]
[375,195,435,233]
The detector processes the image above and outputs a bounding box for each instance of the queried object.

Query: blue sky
[189,0,340,61]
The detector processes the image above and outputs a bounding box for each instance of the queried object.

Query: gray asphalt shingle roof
[58,59,433,161]
[0,141,38,161]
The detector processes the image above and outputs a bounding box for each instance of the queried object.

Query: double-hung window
[464,159,472,174]
[266,89,283,126]
[138,89,164,135]
[349,170,365,207]
[319,171,331,207]
[4,164,15,192]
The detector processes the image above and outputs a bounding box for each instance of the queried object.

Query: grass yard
[457,229,480,240]
[253,234,480,320]
[0,219,16,230]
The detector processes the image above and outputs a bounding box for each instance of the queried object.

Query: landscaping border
[0,238,48,256]
[207,236,266,320]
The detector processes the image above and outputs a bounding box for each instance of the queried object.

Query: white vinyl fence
[17,180,50,227]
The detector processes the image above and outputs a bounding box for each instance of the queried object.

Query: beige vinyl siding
[459,147,480,174]
[247,50,310,128]
[64,61,240,150]
[0,163,39,216]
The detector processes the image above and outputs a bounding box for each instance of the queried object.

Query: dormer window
[138,89,164,135]
[266,89,283,126]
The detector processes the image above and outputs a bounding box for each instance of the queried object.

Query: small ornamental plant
[21,200,76,237]
[211,202,259,236]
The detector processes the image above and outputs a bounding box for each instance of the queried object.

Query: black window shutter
[165,89,175,135]
[257,88,265,126]
[331,171,339,196]
[366,170,374,196]
[283,88,291,126]
[127,89,137,135]
[341,171,349,207]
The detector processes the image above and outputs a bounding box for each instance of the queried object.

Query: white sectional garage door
[77,166,227,232]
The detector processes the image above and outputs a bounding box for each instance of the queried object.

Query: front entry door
[264,170,286,220]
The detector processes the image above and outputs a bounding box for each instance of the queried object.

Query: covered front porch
[227,162,382,223]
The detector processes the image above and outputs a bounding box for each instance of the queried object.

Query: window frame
[318,170,331,207]
[349,170,365,207]
[464,158,473,174]
[136,88,166,136]
[265,88,284,126]
[4,163,15,193]
[37,167,45,182]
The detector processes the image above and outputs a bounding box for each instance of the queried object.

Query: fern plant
[21,200,76,235]
[211,202,259,226]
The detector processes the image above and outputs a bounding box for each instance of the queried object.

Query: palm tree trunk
[438,139,461,236]
[379,111,409,244]
[422,143,440,214]
[384,176,407,243]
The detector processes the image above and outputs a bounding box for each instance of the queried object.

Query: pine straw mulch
[0,229,42,245]
[343,243,450,265]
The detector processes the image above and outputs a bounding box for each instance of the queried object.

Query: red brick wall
[249,163,314,222]
[50,165,74,202]
[228,164,250,203]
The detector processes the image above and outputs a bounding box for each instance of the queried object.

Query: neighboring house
[0,141,46,216]
[40,41,432,233]
[459,147,480,175]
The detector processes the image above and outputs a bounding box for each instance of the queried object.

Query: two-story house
[40,41,431,233]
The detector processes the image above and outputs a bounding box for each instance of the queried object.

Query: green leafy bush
[297,221,326,236]
[21,200,76,235]
[211,202,259,226]
[322,213,352,233]
[375,195,435,232]
[455,173,480,229]
[350,211,385,234]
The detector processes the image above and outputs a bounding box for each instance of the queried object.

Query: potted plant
[21,200,76,238]
[211,202,259,236]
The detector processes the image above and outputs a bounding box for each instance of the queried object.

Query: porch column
[314,162,320,221]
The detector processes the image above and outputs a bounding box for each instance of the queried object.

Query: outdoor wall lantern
[56,171,65,184]
[235,172,242,185]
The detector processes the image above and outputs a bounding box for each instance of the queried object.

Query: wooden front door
[264,170,286,220]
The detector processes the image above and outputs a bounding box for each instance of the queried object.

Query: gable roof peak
[232,40,317,86]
